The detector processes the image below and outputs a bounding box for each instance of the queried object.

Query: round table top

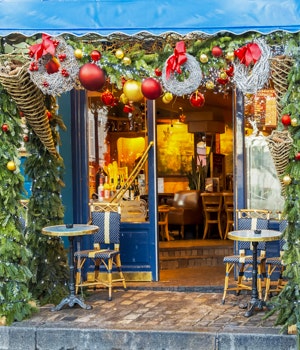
[228,229,283,242]
[42,224,99,237]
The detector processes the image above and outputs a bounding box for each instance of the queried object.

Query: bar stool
[201,192,223,239]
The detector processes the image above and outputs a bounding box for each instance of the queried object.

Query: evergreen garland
[0,86,36,325]
[265,48,300,342]
[25,95,69,305]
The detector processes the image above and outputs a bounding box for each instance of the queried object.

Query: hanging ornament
[23,135,29,142]
[6,160,16,171]
[190,91,205,108]
[78,63,106,91]
[281,114,291,126]
[74,48,83,59]
[154,68,162,77]
[162,41,202,96]
[141,77,162,100]
[101,90,116,106]
[212,46,223,57]
[123,79,144,102]
[291,117,298,127]
[123,104,134,113]
[295,152,300,161]
[225,52,235,61]
[233,38,271,94]
[119,93,129,104]
[226,64,234,77]
[122,57,131,65]
[162,92,174,104]
[205,80,215,90]
[2,123,9,132]
[282,174,292,185]
[28,36,80,96]
[115,49,124,59]
[90,50,101,62]
[199,53,208,63]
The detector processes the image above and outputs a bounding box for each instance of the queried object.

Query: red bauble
[217,77,229,85]
[154,68,162,77]
[101,90,115,106]
[46,57,60,74]
[226,64,234,77]
[79,63,106,91]
[190,91,205,108]
[212,46,223,57]
[295,152,300,161]
[141,77,162,100]
[281,114,291,126]
[2,123,9,132]
[23,135,29,142]
[90,50,101,62]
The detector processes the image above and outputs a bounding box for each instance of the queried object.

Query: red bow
[166,41,187,78]
[29,34,57,61]
[234,43,262,67]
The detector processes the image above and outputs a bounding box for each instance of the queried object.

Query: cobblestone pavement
[21,288,282,333]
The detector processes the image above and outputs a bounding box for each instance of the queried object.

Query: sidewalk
[0,266,297,350]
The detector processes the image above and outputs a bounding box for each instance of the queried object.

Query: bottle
[98,178,104,202]
[104,176,110,200]
[134,178,140,200]
[95,163,107,191]
[110,178,116,197]
[116,176,122,193]
[128,180,134,200]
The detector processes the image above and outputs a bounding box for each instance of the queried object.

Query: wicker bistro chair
[75,211,127,301]
[264,220,288,301]
[221,209,270,304]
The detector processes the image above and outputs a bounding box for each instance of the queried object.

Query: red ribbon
[234,43,262,67]
[29,34,57,61]
[166,41,187,78]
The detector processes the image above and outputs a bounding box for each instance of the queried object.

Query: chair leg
[264,264,272,301]
[218,217,223,239]
[75,257,85,294]
[180,225,184,239]
[222,262,234,304]
[107,258,113,301]
[202,221,209,239]
[115,254,127,290]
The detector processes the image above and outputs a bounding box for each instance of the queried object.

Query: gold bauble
[225,51,235,61]
[115,49,124,59]
[291,118,298,127]
[162,95,171,104]
[283,175,292,185]
[206,80,215,90]
[74,48,83,59]
[219,71,228,80]
[199,53,208,63]
[163,92,173,102]
[123,80,144,102]
[119,93,129,104]
[122,56,131,65]
[7,160,16,171]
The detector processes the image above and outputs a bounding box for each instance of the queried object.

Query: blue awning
[1,0,300,37]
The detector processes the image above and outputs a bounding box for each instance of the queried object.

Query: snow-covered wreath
[162,41,202,96]
[233,38,271,94]
[28,34,79,96]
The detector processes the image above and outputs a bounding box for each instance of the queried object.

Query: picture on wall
[157,123,194,176]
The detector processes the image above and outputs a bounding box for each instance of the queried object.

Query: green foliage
[264,49,300,339]
[0,86,36,325]
[25,95,69,305]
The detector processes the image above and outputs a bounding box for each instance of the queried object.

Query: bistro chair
[158,205,171,241]
[75,210,127,301]
[221,209,270,304]
[222,192,234,239]
[201,192,223,239]
[264,219,288,301]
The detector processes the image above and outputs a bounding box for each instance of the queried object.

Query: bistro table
[42,224,99,311]
[228,229,283,317]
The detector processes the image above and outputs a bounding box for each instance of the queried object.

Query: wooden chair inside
[201,192,223,239]
[223,192,234,239]
[158,205,170,241]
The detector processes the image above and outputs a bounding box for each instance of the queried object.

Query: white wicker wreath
[162,53,202,96]
[233,38,271,94]
[29,37,79,96]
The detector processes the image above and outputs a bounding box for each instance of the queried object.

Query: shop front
[2,0,300,327]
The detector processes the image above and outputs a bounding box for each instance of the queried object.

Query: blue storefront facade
[1,0,300,282]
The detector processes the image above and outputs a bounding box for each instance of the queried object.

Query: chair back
[173,190,201,209]
[201,192,223,213]
[91,211,121,245]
